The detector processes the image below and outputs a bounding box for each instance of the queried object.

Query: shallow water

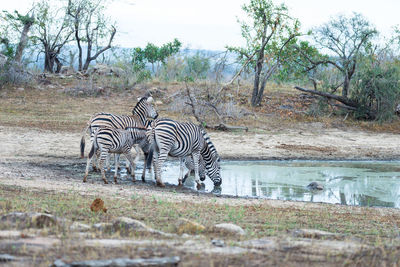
[136,160,400,208]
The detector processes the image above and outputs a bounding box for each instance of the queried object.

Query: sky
[1,0,399,50]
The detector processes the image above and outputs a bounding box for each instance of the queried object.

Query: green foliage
[352,59,400,122]
[185,52,211,80]
[131,38,182,77]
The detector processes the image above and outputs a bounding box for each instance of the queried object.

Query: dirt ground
[1,84,400,265]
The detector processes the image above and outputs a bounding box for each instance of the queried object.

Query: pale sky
[1,0,399,50]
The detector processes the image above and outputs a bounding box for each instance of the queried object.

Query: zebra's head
[132,96,159,123]
[201,130,222,187]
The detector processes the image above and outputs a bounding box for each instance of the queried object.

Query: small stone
[92,223,113,232]
[17,87,24,91]
[51,256,180,267]
[30,213,57,228]
[0,254,16,262]
[307,182,324,190]
[112,217,150,235]
[292,229,339,239]
[175,218,205,235]
[0,230,23,239]
[0,212,58,229]
[211,239,225,247]
[213,223,245,236]
[70,222,91,232]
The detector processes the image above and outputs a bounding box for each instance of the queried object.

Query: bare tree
[67,0,116,72]
[33,0,73,73]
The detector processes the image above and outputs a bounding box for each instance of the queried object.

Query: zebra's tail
[80,114,95,158]
[145,125,156,169]
[88,128,99,159]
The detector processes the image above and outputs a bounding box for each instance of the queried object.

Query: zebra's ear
[146,96,153,103]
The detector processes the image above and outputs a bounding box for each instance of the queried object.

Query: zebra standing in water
[83,126,147,184]
[182,155,206,184]
[146,118,222,188]
[80,96,158,180]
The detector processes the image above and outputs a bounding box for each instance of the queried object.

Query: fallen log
[294,86,376,119]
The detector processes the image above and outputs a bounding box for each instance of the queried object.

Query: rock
[0,212,57,229]
[60,66,74,75]
[51,256,180,267]
[0,254,16,262]
[30,213,57,228]
[0,230,23,239]
[155,100,163,105]
[112,217,150,235]
[292,229,340,239]
[90,198,107,213]
[92,223,113,232]
[211,239,225,247]
[175,218,205,235]
[17,87,25,91]
[0,54,7,67]
[213,223,245,236]
[70,222,91,232]
[307,182,324,190]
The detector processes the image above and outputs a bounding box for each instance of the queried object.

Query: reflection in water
[128,160,400,208]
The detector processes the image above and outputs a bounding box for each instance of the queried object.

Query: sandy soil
[1,124,400,211]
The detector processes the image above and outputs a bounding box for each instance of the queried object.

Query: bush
[0,59,32,88]
[352,61,400,121]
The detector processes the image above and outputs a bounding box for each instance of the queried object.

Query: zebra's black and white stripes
[80,96,158,178]
[83,126,147,184]
[146,118,222,188]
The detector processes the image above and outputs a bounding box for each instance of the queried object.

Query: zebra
[83,126,147,184]
[80,96,158,179]
[182,155,206,184]
[146,118,222,188]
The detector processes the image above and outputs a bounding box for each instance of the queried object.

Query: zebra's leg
[154,149,168,187]
[182,170,190,185]
[114,154,120,184]
[106,153,111,172]
[98,151,108,184]
[178,157,185,186]
[192,152,202,190]
[93,150,102,172]
[124,152,136,182]
[141,152,148,182]
[83,153,92,183]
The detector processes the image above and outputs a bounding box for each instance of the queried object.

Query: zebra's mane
[201,130,219,159]
[132,96,149,115]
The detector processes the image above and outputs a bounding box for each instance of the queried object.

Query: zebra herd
[80,95,222,189]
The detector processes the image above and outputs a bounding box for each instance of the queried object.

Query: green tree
[311,13,377,97]
[228,0,300,106]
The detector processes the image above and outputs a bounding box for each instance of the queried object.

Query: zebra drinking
[182,155,206,184]
[83,126,147,184]
[146,118,222,188]
[80,96,158,179]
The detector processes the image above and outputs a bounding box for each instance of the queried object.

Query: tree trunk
[14,14,34,63]
[251,55,264,106]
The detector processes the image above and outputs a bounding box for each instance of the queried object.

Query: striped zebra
[83,126,147,184]
[146,118,222,188]
[182,155,206,184]
[80,96,158,178]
